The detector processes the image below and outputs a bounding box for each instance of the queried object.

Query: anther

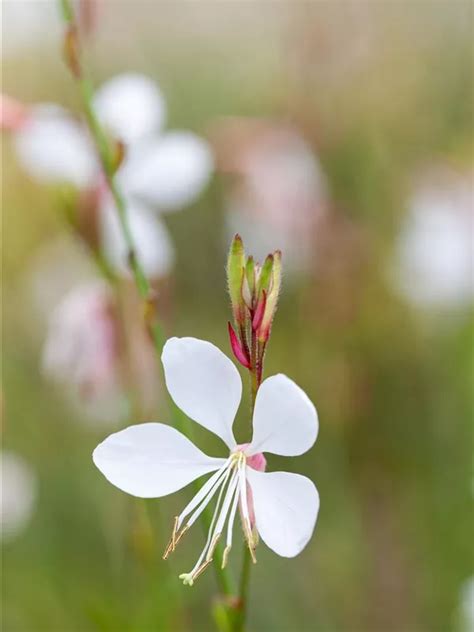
[222,545,231,569]
[205,532,221,562]
[192,558,214,581]
[248,544,257,564]
[163,516,188,560]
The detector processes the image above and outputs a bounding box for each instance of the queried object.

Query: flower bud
[228,322,251,368]
[226,234,245,324]
[63,25,82,78]
[257,250,282,342]
[257,254,273,297]
[245,256,256,305]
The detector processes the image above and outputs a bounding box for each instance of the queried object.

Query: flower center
[163,448,258,586]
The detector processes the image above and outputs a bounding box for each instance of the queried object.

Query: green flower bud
[226,234,245,324]
[257,250,282,342]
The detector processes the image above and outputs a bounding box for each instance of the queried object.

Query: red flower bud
[252,290,266,332]
[227,322,251,368]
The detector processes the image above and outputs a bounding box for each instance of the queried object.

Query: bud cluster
[226,234,281,383]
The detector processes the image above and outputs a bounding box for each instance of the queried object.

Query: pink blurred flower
[42,281,129,425]
[0,94,30,131]
[213,117,328,274]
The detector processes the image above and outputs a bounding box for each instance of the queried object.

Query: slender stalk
[234,328,260,632]
[58,0,235,612]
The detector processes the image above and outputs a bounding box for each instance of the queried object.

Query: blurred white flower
[100,195,175,278]
[28,235,99,326]
[213,118,327,274]
[1,451,37,542]
[2,0,60,59]
[93,73,166,145]
[42,281,118,392]
[42,281,129,425]
[13,104,98,188]
[459,577,474,632]
[118,131,214,212]
[10,74,213,279]
[394,167,473,309]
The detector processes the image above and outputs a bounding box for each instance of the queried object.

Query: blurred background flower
[1,451,38,543]
[213,117,328,275]
[7,70,213,280]
[393,165,473,311]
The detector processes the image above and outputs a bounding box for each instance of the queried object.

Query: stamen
[238,460,257,564]
[221,545,231,569]
[174,450,259,584]
[176,459,231,531]
[162,516,179,559]
[164,460,231,560]
[186,464,231,529]
[205,532,221,562]
[226,472,241,549]
[181,464,234,583]
[192,558,214,580]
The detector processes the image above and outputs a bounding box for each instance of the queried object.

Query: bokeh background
[2,1,473,631]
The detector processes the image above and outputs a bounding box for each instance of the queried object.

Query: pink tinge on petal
[245,448,266,528]
[0,94,30,131]
[247,451,267,472]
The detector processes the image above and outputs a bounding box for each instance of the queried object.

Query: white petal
[93,73,166,144]
[1,451,38,542]
[248,374,318,457]
[100,197,175,278]
[14,104,97,188]
[118,131,213,211]
[246,469,319,558]
[92,423,225,498]
[161,337,241,448]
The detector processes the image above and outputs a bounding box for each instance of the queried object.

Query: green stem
[59,0,235,613]
[233,328,260,632]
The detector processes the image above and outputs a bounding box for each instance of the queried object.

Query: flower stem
[59,0,163,349]
[58,0,235,614]
[233,328,260,632]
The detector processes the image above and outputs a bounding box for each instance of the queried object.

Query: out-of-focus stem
[60,0,163,350]
[58,0,235,609]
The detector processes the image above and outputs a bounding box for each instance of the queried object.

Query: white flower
[93,73,166,145]
[42,281,118,392]
[394,167,473,309]
[42,281,129,426]
[93,337,319,585]
[100,195,175,279]
[1,451,37,542]
[459,577,474,632]
[13,104,98,189]
[12,74,213,278]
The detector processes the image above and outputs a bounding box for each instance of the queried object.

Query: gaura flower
[9,73,213,279]
[1,451,38,542]
[41,280,129,426]
[93,337,320,585]
[393,165,473,310]
[212,117,327,275]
